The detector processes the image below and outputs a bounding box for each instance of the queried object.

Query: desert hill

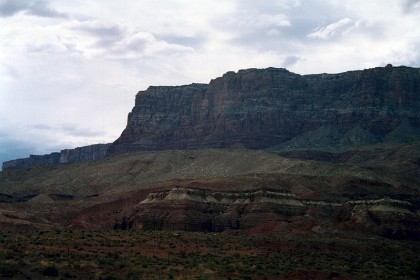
[1,143,419,239]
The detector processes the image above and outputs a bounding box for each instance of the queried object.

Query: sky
[1,0,420,167]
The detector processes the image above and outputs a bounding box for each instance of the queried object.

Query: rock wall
[2,143,111,171]
[59,143,111,164]
[108,65,420,154]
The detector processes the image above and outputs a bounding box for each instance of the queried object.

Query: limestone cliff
[108,65,420,154]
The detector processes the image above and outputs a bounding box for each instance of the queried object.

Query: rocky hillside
[109,65,420,154]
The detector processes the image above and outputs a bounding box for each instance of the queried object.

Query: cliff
[108,65,420,154]
[2,143,111,170]
[3,65,420,169]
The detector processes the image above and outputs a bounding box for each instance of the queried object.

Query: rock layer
[109,65,420,154]
[108,187,419,239]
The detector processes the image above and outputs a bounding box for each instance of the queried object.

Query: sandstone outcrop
[2,143,111,170]
[109,65,420,154]
[106,187,419,239]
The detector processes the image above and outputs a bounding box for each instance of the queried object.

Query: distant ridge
[2,143,110,170]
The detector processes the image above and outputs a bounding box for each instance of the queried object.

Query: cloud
[156,35,207,50]
[308,18,353,39]
[231,13,291,29]
[283,55,300,68]
[65,20,195,59]
[0,63,19,81]
[0,0,68,18]
[402,0,420,13]
[0,0,27,17]
[32,124,105,138]
[26,1,68,18]
[73,20,125,39]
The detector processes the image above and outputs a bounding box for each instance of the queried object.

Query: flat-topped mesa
[2,143,111,171]
[3,65,420,169]
[108,65,420,155]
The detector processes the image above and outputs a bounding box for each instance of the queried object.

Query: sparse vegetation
[0,230,418,279]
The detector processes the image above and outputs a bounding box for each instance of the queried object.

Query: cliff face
[59,144,111,164]
[108,65,420,154]
[2,143,111,170]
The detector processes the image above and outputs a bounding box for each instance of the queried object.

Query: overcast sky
[1,0,419,167]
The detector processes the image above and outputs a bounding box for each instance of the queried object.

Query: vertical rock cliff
[108,65,420,154]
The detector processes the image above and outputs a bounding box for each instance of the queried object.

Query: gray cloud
[402,0,420,13]
[0,63,19,80]
[0,0,67,18]
[76,22,125,39]
[32,124,105,138]
[26,1,68,18]
[155,35,206,50]
[0,0,27,16]
[283,55,300,68]
[72,21,126,50]
[220,0,351,52]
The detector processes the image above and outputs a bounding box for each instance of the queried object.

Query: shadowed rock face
[109,65,420,154]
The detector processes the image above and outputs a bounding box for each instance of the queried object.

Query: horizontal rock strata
[113,187,419,239]
[2,143,111,170]
[109,65,420,154]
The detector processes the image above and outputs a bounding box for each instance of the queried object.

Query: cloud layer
[0,0,419,168]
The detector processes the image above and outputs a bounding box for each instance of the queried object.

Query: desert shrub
[42,265,59,277]
[97,257,114,266]
[63,271,74,278]
[0,263,18,277]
